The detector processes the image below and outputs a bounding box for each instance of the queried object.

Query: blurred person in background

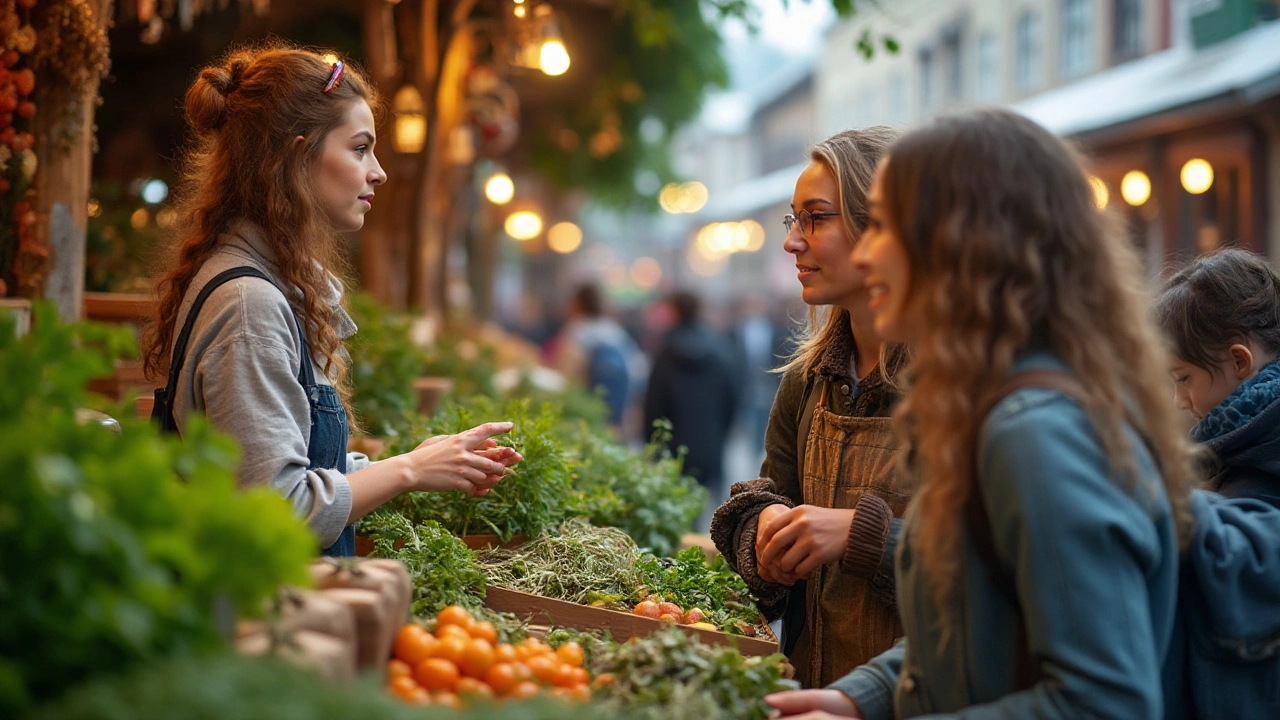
[644,290,739,529]
[710,127,908,688]
[551,282,647,430]
[731,295,792,449]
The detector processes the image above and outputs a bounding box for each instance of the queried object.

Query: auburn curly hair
[143,42,383,426]
[879,109,1195,632]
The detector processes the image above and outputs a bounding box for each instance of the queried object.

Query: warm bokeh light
[130,208,149,229]
[484,173,515,205]
[393,85,427,154]
[1088,176,1109,209]
[659,181,709,214]
[1121,170,1151,207]
[505,210,543,240]
[1180,159,1214,195]
[687,243,727,277]
[87,199,101,218]
[741,219,766,251]
[547,222,583,253]
[156,209,177,229]
[630,256,662,289]
[540,40,570,76]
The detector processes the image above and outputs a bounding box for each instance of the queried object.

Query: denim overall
[296,319,356,557]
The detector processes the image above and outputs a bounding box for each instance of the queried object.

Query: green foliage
[637,548,766,637]
[0,305,314,715]
[502,373,612,437]
[423,338,499,400]
[346,293,429,438]
[373,396,575,541]
[362,514,487,617]
[570,420,706,557]
[33,652,623,720]
[588,627,797,720]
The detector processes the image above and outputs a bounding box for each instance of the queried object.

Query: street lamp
[505,210,543,240]
[393,84,426,154]
[1120,170,1151,207]
[1180,159,1214,195]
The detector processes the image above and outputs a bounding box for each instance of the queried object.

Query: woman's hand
[402,422,521,496]
[758,505,856,583]
[756,504,793,584]
[765,689,863,718]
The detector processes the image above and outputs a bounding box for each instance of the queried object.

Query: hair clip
[322,61,344,94]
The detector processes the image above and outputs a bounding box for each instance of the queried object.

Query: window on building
[1113,0,1142,61]
[1062,0,1092,79]
[941,28,964,102]
[1016,11,1042,92]
[976,31,999,101]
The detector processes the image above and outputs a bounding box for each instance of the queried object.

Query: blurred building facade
[818,0,1280,266]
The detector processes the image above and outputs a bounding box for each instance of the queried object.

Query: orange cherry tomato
[511,661,534,683]
[551,662,576,688]
[394,625,436,666]
[509,680,541,699]
[526,654,557,684]
[459,638,496,679]
[433,690,462,710]
[569,667,590,687]
[437,604,474,630]
[485,662,518,695]
[456,676,494,699]
[431,636,468,666]
[555,641,584,668]
[592,672,615,688]
[437,623,473,643]
[414,658,460,692]
[387,658,413,680]
[570,684,593,702]
[470,620,498,644]
[494,643,519,664]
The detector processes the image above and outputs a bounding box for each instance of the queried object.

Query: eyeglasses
[783,210,841,236]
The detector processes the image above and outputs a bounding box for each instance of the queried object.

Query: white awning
[1015,20,1280,137]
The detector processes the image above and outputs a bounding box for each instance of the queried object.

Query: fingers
[764,690,859,718]
[460,421,514,448]
[764,690,826,715]
[415,434,448,450]
[757,508,790,555]
[475,447,522,466]
[760,517,804,568]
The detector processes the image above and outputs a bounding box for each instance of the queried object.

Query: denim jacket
[830,353,1179,719]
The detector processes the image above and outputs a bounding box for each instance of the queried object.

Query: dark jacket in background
[643,321,737,487]
[1191,360,1280,507]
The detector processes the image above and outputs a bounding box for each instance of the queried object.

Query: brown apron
[789,380,909,688]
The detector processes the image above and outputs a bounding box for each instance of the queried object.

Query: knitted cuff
[840,494,893,578]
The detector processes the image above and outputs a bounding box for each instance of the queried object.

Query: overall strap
[795,376,824,479]
[154,266,304,433]
[966,369,1088,690]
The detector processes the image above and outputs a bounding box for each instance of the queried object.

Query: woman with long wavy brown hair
[768,108,1195,718]
[144,43,520,556]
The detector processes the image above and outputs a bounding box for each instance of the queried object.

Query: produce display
[0,306,315,717]
[387,606,594,707]
[361,514,489,616]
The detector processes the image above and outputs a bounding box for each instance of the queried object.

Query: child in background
[1156,247,1280,507]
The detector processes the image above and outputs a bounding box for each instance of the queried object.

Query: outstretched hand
[404,422,522,497]
[765,689,862,718]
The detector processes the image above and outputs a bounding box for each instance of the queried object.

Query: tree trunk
[32,0,114,321]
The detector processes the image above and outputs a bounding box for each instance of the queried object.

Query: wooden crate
[482,585,779,657]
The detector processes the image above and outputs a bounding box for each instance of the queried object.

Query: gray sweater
[171,221,369,546]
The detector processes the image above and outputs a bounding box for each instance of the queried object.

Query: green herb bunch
[361,514,486,617]
[346,293,430,438]
[570,420,707,556]
[375,396,574,541]
[477,519,643,607]
[588,628,797,720]
[638,548,767,637]
[0,306,315,715]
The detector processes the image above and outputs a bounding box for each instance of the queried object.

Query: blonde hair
[782,126,901,379]
[881,109,1194,634]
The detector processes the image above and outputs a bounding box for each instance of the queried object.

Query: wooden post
[31,0,113,321]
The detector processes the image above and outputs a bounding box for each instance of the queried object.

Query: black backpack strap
[152,266,278,433]
[967,369,1089,690]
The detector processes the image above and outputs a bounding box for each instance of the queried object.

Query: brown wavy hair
[783,126,906,379]
[880,109,1194,630]
[144,42,382,424]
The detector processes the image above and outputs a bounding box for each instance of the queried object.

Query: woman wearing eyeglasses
[710,127,909,688]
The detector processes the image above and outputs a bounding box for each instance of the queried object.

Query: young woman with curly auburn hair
[143,43,520,556]
[768,108,1195,718]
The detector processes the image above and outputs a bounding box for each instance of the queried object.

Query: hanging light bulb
[393,84,427,154]
[540,39,570,76]
[484,173,515,204]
